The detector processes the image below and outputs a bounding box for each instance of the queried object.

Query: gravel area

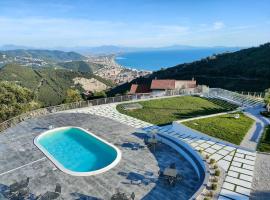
[250,152,270,200]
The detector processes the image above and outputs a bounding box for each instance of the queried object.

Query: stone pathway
[63,104,151,128]
[65,103,261,200]
[240,107,270,150]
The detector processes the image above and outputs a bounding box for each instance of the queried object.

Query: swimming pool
[34,127,121,176]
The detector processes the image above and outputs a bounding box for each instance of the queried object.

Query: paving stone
[228,171,239,178]
[242,164,254,171]
[225,176,252,188]
[206,141,215,145]
[220,189,249,200]
[210,154,224,161]
[217,160,230,171]
[223,155,233,162]
[236,149,256,157]
[217,149,230,156]
[204,148,216,154]
[222,182,235,191]
[239,174,253,182]
[234,152,245,158]
[231,161,242,168]
[235,186,251,197]
[223,146,235,151]
[199,143,211,149]
[211,144,224,150]
[245,155,256,161]
[233,157,255,165]
[229,166,253,176]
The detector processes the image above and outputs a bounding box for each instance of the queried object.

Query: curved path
[241,107,270,150]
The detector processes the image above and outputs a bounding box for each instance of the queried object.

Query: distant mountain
[0,64,112,106]
[0,44,33,51]
[68,45,241,55]
[108,43,270,95]
[0,49,86,62]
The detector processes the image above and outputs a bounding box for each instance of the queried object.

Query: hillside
[0,64,112,106]
[0,49,86,62]
[57,60,104,73]
[108,43,270,95]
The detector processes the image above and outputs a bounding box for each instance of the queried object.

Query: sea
[115,48,240,71]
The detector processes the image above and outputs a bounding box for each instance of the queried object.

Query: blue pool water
[35,127,120,174]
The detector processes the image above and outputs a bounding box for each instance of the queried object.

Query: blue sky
[0,0,269,47]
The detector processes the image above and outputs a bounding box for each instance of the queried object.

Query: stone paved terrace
[63,103,269,200]
[0,113,201,200]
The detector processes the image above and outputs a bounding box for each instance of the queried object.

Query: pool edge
[34,126,122,176]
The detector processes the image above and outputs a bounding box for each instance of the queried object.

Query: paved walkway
[67,104,264,200]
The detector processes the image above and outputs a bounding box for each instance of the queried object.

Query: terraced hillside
[117,96,238,125]
[0,64,112,106]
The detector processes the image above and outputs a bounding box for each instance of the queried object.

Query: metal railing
[1,88,264,133]
[0,90,190,133]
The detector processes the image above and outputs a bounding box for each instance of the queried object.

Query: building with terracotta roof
[129,78,198,95]
[150,78,197,95]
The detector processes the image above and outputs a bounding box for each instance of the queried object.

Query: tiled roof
[150,80,176,90]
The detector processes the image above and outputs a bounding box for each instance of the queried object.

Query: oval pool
[34,127,121,176]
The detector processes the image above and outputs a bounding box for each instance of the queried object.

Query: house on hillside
[129,78,205,96]
[150,78,197,95]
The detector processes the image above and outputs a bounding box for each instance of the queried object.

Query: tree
[265,88,270,112]
[64,89,83,103]
[0,81,40,122]
[93,91,107,98]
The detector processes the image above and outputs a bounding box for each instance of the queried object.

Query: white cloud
[0,16,190,47]
[213,21,225,30]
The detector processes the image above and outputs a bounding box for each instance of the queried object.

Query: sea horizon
[115,47,241,71]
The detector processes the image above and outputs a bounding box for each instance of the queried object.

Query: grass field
[182,113,254,145]
[257,125,270,152]
[116,96,238,125]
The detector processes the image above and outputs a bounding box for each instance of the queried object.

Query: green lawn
[116,96,238,125]
[182,113,254,145]
[257,125,270,152]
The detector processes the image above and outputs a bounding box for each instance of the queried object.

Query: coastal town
[87,55,152,85]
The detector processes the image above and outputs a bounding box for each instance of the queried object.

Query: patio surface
[0,113,200,200]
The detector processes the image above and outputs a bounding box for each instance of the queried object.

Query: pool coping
[33,126,122,176]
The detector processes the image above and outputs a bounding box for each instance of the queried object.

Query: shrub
[207,191,213,197]
[205,154,210,159]
[210,158,216,164]
[198,149,203,154]
[204,198,210,200]
[212,183,217,190]
[213,164,218,169]
[212,177,218,183]
[215,169,221,176]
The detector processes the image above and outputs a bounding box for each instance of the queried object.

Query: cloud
[0,16,190,47]
[213,21,225,30]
